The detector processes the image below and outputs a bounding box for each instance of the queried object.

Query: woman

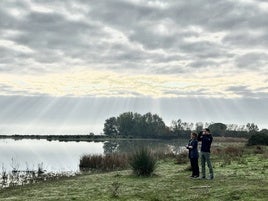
[186,132,200,178]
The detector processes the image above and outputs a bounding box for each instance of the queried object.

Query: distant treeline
[104,112,268,139]
[1,112,267,141]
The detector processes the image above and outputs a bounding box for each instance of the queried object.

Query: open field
[0,144,267,201]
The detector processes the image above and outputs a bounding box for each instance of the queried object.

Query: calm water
[0,138,187,173]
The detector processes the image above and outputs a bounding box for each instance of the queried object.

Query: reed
[79,153,129,171]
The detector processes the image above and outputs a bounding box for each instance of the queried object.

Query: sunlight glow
[0,70,266,99]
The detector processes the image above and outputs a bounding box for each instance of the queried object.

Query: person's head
[203,128,210,134]
[191,132,198,139]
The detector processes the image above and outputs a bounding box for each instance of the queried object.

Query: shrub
[254,146,265,154]
[247,133,268,146]
[129,148,157,176]
[175,151,188,164]
[110,181,121,198]
[223,146,244,157]
[213,145,244,157]
[213,145,245,166]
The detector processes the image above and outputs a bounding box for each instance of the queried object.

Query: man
[198,128,214,179]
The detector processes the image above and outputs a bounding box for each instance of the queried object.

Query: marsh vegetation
[0,142,267,201]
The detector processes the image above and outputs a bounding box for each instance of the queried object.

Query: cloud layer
[0,0,268,98]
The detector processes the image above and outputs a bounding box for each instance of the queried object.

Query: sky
[0,0,268,135]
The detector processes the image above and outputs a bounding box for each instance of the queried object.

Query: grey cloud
[223,32,268,48]
[0,2,27,28]
[167,0,245,30]
[187,60,219,68]
[227,85,268,98]
[235,52,268,69]
[14,12,103,50]
[149,65,186,74]
[163,89,210,97]
[180,41,228,59]
[128,30,175,50]
[227,85,250,92]
[0,0,268,76]
[0,47,33,73]
[180,0,268,32]
[88,0,159,29]
[0,83,46,96]
[0,84,13,92]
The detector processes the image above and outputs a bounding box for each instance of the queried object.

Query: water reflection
[0,139,103,173]
[0,138,187,173]
[103,139,186,154]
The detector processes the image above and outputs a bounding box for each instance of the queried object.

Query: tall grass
[79,153,129,172]
[212,145,245,166]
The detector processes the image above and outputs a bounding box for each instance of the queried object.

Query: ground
[0,144,267,201]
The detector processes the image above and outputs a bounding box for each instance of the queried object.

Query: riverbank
[0,144,267,201]
[0,134,248,142]
[0,134,181,142]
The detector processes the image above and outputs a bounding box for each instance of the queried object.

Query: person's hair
[191,132,198,138]
[205,128,210,132]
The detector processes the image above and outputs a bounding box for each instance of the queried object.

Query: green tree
[260,129,268,134]
[170,119,190,138]
[150,113,167,136]
[246,123,259,133]
[170,119,182,134]
[208,123,227,137]
[104,112,169,138]
[103,117,118,136]
[117,112,136,136]
[195,122,204,133]
[141,113,167,137]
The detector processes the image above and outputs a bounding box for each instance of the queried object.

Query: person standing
[186,132,199,178]
[198,128,214,179]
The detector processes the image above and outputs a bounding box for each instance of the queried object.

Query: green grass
[0,145,267,201]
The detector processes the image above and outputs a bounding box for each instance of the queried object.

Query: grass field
[0,144,267,201]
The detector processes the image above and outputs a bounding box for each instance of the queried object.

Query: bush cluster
[80,149,158,176]
[247,133,268,146]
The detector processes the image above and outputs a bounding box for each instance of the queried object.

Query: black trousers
[190,158,200,177]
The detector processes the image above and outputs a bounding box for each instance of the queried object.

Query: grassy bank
[0,144,267,201]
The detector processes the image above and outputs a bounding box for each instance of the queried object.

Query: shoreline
[0,134,248,142]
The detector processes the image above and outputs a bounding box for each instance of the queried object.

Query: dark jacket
[186,139,199,158]
[198,132,213,153]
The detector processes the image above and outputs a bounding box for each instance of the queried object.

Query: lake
[0,138,188,173]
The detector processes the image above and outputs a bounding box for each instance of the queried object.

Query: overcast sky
[0,0,268,134]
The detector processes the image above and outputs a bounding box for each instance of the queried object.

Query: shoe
[208,176,214,180]
[198,176,206,180]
